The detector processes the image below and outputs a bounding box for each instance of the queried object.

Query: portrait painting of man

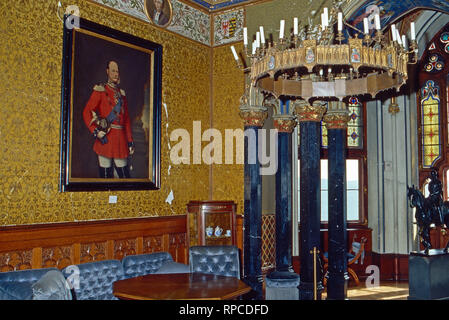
[145,0,173,27]
[60,19,162,192]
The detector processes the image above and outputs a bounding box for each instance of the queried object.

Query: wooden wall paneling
[41,246,72,269]
[114,239,137,260]
[0,250,33,271]
[236,215,243,272]
[0,215,188,272]
[143,235,164,253]
[371,253,409,281]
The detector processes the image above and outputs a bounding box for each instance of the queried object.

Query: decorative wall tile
[167,0,210,45]
[95,0,148,20]
[213,9,244,46]
[92,0,211,45]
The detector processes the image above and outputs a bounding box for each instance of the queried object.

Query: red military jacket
[83,83,133,159]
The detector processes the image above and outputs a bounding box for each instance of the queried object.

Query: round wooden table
[113,273,251,300]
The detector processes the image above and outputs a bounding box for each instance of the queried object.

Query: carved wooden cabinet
[187,201,237,247]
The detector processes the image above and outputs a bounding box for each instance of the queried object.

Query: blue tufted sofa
[0,252,189,300]
[0,267,64,300]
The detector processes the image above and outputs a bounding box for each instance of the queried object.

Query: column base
[298,281,323,300]
[265,271,300,300]
[409,249,449,300]
[326,271,349,300]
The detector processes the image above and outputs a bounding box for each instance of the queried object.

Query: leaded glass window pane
[421,80,441,168]
[347,97,363,149]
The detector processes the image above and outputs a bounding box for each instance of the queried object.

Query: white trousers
[98,155,127,168]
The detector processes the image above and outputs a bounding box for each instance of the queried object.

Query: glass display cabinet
[186,201,237,247]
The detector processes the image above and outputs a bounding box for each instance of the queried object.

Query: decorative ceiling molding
[186,0,257,12]
[91,0,247,46]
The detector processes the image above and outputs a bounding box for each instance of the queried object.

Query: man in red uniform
[83,60,135,178]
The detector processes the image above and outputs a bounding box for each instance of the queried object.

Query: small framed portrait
[144,0,173,28]
[59,16,162,192]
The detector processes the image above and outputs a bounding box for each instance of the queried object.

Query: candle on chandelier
[259,26,265,44]
[396,30,402,45]
[391,24,397,41]
[402,35,407,49]
[256,31,260,48]
[243,27,248,46]
[252,40,256,54]
[410,22,416,40]
[323,7,328,27]
[279,20,285,39]
[294,17,298,35]
[230,45,239,61]
[375,14,381,30]
[338,12,343,31]
[363,17,369,34]
[321,13,325,30]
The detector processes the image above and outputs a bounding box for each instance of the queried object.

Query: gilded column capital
[293,101,327,123]
[323,101,350,129]
[239,105,268,127]
[273,114,297,133]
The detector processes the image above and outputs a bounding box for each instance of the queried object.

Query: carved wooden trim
[0,216,188,271]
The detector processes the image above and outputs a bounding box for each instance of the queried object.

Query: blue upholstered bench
[0,268,72,300]
[0,251,189,300]
[122,252,189,279]
[62,259,124,300]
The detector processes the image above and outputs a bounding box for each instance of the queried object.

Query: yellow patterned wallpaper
[211,43,245,214]
[0,0,213,225]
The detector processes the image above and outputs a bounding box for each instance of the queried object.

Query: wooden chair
[322,236,367,286]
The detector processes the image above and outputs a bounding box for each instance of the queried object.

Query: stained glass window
[421,80,441,168]
[321,123,328,147]
[347,97,363,148]
[318,98,363,148]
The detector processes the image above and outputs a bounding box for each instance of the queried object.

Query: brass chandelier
[231,1,418,105]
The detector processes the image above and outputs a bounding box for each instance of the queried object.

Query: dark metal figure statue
[407,169,449,254]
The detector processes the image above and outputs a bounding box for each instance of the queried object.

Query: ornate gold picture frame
[59,16,162,192]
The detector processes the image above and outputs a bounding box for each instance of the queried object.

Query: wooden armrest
[348,238,366,265]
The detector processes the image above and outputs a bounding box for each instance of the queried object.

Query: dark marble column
[239,106,268,300]
[267,115,300,282]
[294,101,327,300]
[323,101,350,300]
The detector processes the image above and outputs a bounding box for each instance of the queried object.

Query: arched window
[418,23,449,196]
